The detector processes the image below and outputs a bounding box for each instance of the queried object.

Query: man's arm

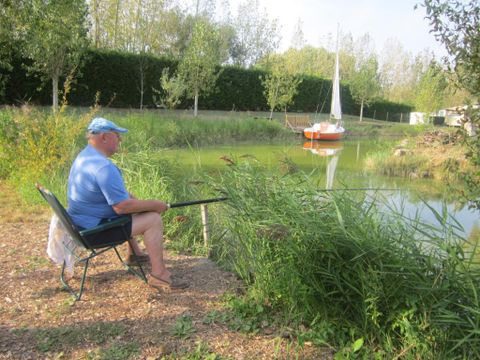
[112,198,169,215]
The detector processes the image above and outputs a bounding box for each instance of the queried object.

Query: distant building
[410,105,478,130]
[409,112,427,125]
[409,112,443,125]
[439,104,479,126]
[441,106,464,126]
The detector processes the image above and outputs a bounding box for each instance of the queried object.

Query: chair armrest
[79,216,130,237]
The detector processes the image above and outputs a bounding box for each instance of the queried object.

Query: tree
[422,0,480,96]
[261,59,302,120]
[423,0,480,208]
[178,19,223,117]
[350,56,381,122]
[259,46,335,79]
[86,0,188,57]
[229,0,280,67]
[18,0,89,110]
[414,61,448,114]
[153,68,186,109]
[290,19,306,49]
[378,38,418,104]
[0,1,16,99]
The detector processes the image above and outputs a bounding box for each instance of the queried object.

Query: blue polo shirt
[67,144,129,229]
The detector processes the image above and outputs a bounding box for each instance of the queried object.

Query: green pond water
[160,140,479,239]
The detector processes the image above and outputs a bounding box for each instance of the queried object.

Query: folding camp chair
[36,183,147,301]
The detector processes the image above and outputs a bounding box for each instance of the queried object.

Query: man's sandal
[148,274,189,290]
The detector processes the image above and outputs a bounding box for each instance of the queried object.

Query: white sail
[326,154,339,190]
[330,27,342,121]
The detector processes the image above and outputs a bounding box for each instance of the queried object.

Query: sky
[223,0,446,58]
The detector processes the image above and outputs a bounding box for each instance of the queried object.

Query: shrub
[0,106,93,198]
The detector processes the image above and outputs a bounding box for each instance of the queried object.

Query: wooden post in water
[201,204,209,247]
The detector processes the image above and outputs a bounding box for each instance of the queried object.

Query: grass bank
[364,129,472,182]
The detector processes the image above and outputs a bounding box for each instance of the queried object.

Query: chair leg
[60,259,90,301]
[113,246,147,283]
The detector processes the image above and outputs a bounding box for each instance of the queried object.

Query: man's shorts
[80,215,133,248]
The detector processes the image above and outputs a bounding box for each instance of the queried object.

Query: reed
[112,113,292,151]
[208,159,480,358]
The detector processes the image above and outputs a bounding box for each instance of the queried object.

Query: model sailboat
[304,30,345,141]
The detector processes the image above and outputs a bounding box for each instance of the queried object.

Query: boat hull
[303,130,343,141]
[304,122,345,141]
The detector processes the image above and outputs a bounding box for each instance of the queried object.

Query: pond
[161,139,479,239]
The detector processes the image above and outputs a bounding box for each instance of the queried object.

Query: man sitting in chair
[67,117,188,290]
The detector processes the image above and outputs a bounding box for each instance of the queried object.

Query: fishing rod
[168,197,228,209]
[318,188,399,192]
[168,188,399,208]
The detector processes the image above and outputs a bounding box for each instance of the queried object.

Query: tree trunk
[139,58,144,110]
[52,75,59,112]
[194,88,199,117]
[359,99,364,122]
[139,70,144,110]
[93,0,100,48]
[113,0,120,48]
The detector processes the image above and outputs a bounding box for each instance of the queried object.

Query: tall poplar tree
[229,0,280,67]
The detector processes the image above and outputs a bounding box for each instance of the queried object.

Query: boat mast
[330,24,342,124]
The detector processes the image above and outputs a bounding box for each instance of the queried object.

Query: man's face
[104,131,121,155]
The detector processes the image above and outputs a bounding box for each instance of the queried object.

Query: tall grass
[365,149,432,178]
[208,160,480,358]
[105,112,292,152]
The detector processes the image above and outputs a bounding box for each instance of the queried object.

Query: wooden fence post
[201,204,209,247]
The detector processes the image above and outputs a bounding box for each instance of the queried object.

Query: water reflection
[303,141,343,189]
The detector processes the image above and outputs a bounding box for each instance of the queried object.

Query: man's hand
[155,201,169,213]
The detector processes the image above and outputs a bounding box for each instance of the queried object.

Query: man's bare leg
[131,212,171,282]
[127,238,145,257]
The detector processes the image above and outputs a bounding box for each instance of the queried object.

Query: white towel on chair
[47,214,77,276]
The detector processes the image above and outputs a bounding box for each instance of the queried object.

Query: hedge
[1,49,413,117]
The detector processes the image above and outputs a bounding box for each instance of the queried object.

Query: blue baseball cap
[87,117,128,134]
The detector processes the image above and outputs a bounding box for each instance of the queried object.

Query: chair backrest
[36,183,88,249]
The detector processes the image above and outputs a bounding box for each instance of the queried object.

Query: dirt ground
[0,188,330,359]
